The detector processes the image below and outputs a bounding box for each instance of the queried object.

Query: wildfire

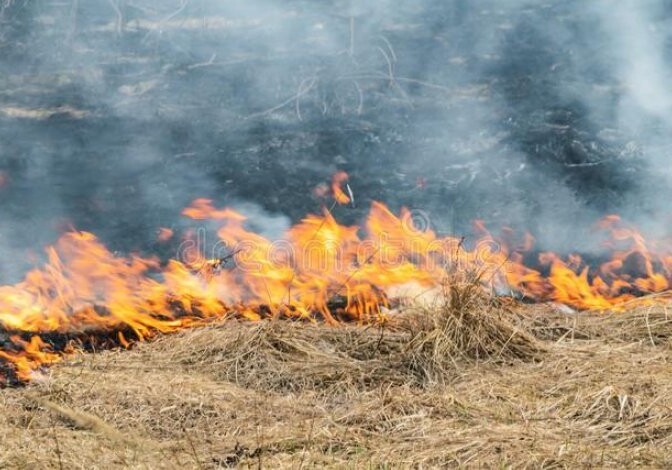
[0,173,671,385]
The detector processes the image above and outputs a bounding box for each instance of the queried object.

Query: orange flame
[157,228,174,242]
[331,171,351,205]
[0,197,671,384]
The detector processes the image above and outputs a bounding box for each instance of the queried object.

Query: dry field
[2,291,672,468]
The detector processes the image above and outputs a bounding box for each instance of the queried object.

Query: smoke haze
[0,0,670,280]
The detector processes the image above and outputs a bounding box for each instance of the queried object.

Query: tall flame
[1,191,671,384]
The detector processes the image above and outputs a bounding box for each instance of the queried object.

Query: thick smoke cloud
[0,0,670,281]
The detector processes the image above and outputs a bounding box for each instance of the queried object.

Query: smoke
[601,0,672,123]
[0,0,671,280]
[594,0,672,215]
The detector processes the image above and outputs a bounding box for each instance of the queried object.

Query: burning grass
[1,185,672,465]
[1,287,672,467]
[3,190,672,383]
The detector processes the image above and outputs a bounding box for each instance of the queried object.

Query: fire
[157,228,174,242]
[1,176,671,384]
[331,171,352,205]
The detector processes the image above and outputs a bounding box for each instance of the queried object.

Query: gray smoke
[0,0,670,281]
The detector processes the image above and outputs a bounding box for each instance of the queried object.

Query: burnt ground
[0,0,666,278]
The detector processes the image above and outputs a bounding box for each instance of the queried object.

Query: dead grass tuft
[398,279,545,384]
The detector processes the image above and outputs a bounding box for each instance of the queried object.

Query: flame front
[1,194,671,384]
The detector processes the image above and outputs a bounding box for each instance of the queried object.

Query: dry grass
[1,288,672,468]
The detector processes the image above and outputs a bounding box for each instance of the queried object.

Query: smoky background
[0,0,670,281]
